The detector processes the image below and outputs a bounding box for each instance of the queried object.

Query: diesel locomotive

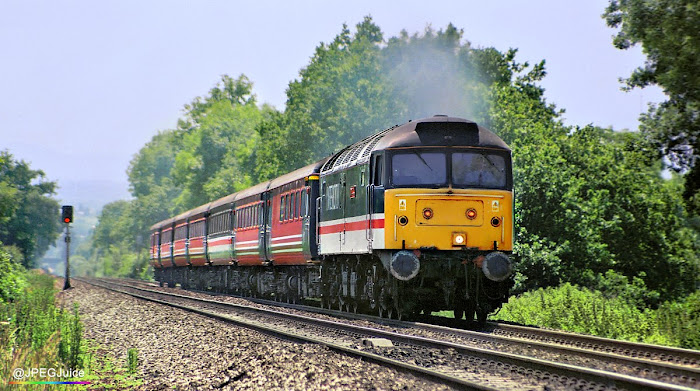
[150,115,514,322]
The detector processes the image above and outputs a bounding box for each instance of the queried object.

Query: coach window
[297,190,302,219]
[292,192,297,220]
[301,190,308,217]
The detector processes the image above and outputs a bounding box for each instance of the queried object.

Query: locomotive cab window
[390,149,511,189]
[452,152,508,189]
[391,151,446,186]
[372,155,384,186]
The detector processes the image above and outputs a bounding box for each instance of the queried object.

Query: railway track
[80,277,699,390]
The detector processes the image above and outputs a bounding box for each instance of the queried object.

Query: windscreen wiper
[412,149,434,172]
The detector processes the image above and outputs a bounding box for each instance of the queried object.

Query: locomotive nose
[482,251,512,282]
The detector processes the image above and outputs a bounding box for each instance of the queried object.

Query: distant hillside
[56,179,131,211]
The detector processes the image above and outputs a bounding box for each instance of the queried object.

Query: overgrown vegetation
[493,277,700,350]
[0,262,85,389]
[0,244,143,389]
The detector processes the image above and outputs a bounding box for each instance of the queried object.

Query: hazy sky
[0,0,664,205]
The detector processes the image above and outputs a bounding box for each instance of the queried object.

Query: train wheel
[396,307,405,321]
[476,308,488,326]
[379,302,391,318]
[465,302,476,322]
[453,302,465,321]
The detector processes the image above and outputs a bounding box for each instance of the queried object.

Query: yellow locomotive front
[368,121,514,323]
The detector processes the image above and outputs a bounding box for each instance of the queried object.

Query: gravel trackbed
[58,280,454,391]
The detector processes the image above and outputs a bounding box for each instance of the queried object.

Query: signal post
[62,205,73,290]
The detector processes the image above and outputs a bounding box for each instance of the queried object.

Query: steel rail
[488,322,700,366]
[85,278,697,391]
[101,277,700,386]
[77,278,495,391]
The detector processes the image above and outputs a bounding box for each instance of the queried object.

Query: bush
[493,283,662,342]
[655,291,700,350]
[1,270,87,389]
[0,244,27,303]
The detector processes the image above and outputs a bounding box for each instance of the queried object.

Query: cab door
[301,187,311,259]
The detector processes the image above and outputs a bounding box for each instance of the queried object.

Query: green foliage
[79,343,143,389]
[494,280,700,350]
[58,303,83,369]
[493,282,663,343]
[263,17,397,176]
[0,151,61,267]
[604,0,700,211]
[655,291,700,350]
[0,244,27,302]
[510,123,699,297]
[127,348,138,375]
[1,271,88,391]
[10,272,61,350]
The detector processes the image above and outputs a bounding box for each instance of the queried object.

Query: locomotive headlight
[452,232,466,246]
[466,208,477,220]
[422,208,433,220]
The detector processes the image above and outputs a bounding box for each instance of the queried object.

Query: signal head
[61,205,73,224]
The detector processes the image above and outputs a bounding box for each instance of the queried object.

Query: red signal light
[61,205,73,224]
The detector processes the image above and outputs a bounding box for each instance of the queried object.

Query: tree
[604,0,700,211]
[173,75,270,208]
[260,17,396,174]
[0,151,61,266]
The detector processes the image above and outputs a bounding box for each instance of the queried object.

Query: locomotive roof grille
[414,121,479,145]
[321,125,396,174]
[361,126,395,158]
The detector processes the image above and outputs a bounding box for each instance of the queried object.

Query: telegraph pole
[62,205,73,290]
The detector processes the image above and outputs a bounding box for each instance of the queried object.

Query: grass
[1,271,143,389]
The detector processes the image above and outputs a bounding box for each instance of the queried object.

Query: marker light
[422,208,433,220]
[398,215,409,226]
[491,217,501,227]
[466,208,477,220]
[452,233,466,246]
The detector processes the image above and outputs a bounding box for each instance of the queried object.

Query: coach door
[261,194,270,261]
[301,187,311,258]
